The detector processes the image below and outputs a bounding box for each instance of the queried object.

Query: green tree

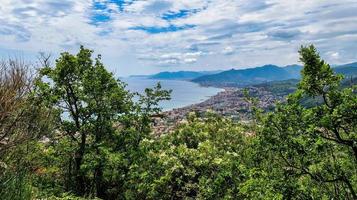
[256,45,357,199]
[126,112,250,199]
[35,46,170,198]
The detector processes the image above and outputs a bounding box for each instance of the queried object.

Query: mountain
[192,65,302,87]
[333,62,357,77]
[130,62,356,86]
[283,64,303,79]
[192,62,357,87]
[251,65,357,97]
[128,75,150,78]
[252,79,300,96]
[148,70,222,80]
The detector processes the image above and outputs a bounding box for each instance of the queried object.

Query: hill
[333,62,357,77]
[192,65,302,87]
[252,79,300,96]
[131,62,356,85]
[148,70,222,80]
[192,62,357,87]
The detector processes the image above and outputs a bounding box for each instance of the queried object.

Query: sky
[1,0,357,76]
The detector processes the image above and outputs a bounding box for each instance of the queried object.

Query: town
[153,86,288,134]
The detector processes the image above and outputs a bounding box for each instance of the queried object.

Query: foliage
[0,58,54,200]
[126,112,249,199]
[0,58,53,157]
[32,46,171,199]
[255,45,357,199]
[0,168,33,200]
[1,45,356,199]
[252,79,299,96]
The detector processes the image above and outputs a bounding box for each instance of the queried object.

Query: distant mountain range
[333,62,357,77]
[147,70,223,80]
[131,62,357,87]
[192,62,357,87]
[192,64,303,87]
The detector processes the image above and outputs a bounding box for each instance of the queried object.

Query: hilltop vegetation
[1,45,356,199]
[252,79,300,96]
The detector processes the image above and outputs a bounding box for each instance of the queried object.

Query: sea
[121,77,223,111]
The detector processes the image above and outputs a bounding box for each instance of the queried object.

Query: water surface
[122,77,223,111]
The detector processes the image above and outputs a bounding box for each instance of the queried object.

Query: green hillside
[192,62,357,87]
[334,62,357,77]
[192,64,301,87]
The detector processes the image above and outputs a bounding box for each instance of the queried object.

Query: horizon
[1,0,357,76]
[127,61,357,77]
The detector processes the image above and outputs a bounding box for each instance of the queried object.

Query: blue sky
[1,0,357,76]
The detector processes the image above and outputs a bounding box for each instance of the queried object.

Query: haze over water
[122,77,223,111]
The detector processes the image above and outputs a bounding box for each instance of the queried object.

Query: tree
[257,45,357,199]
[0,58,51,157]
[35,46,170,198]
[126,112,249,199]
[0,58,54,200]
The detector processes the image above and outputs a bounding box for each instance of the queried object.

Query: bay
[121,77,223,111]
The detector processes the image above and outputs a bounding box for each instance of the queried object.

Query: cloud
[222,46,234,55]
[145,0,172,14]
[155,51,203,65]
[131,24,195,34]
[239,0,275,12]
[0,0,357,75]
[267,29,302,40]
[330,52,340,59]
[0,21,31,42]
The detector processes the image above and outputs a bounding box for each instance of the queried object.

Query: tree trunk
[74,133,86,196]
[95,163,105,199]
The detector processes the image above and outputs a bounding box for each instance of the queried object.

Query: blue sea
[121,77,223,111]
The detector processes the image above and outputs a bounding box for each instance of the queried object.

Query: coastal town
[152,86,288,133]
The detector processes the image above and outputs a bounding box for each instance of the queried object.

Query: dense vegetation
[0,45,356,199]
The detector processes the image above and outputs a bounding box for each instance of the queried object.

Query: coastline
[162,82,225,111]
[122,77,224,111]
[153,84,286,134]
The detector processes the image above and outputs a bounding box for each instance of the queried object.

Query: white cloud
[155,51,203,65]
[331,52,340,59]
[184,58,197,63]
[0,0,357,75]
[222,46,234,55]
